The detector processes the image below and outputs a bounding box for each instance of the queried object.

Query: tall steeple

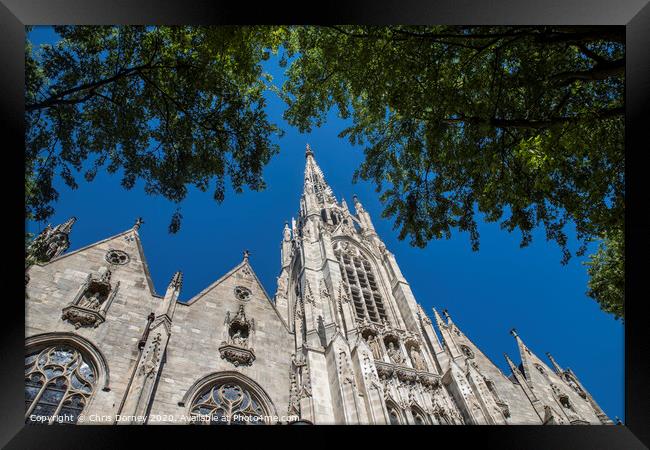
[302,144,337,212]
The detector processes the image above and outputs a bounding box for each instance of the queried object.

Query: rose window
[234,286,252,302]
[105,249,129,265]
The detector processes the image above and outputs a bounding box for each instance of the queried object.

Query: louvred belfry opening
[333,241,388,324]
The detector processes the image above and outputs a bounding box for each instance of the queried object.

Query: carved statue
[276,273,288,299]
[341,219,355,235]
[366,334,383,360]
[409,347,427,371]
[46,238,62,260]
[97,266,112,283]
[319,279,330,299]
[78,291,102,311]
[283,223,291,241]
[232,329,247,347]
[387,341,405,365]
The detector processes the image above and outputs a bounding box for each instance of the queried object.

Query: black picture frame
[2,0,648,448]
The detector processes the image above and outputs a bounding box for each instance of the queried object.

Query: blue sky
[26,26,623,421]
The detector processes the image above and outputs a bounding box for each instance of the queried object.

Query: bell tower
[277,145,458,424]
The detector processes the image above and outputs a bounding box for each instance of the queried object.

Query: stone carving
[276,272,288,299]
[60,308,102,329]
[219,347,256,367]
[338,351,356,386]
[26,217,76,263]
[409,346,428,372]
[240,266,252,278]
[304,280,315,305]
[294,299,306,343]
[77,291,103,310]
[460,345,475,359]
[386,341,406,365]
[61,267,118,329]
[563,373,587,399]
[141,333,162,378]
[366,334,383,360]
[418,373,440,390]
[319,279,330,300]
[543,405,565,425]
[105,249,129,265]
[283,222,292,241]
[362,353,379,383]
[341,219,356,236]
[231,329,247,346]
[396,368,418,385]
[375,363,394,381]
[219,305,255,366]
[288,366,301,416]
[234,286,252,301]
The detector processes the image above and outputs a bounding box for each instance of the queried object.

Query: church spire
[509,329,550,383]
[303,144,336,208]
[545,352,564,375]
[56,216,77,234]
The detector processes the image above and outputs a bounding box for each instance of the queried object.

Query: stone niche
[383,333,406,366]
[61,266,119,329]
[219,305,256,367]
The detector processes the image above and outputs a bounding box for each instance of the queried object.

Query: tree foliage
[584,227,624,320]
[280,26,624,317]
[25,25,625,318]
[26,26,287,231]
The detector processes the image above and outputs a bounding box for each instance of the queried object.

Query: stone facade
[24,145,613,425]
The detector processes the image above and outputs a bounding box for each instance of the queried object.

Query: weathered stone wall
[25,229,161,423]
[147,262,294,424]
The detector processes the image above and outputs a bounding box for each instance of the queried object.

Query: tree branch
[551,58,625,85]
[442,106,623,129]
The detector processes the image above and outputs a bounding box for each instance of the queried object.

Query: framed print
[2,0,648,448]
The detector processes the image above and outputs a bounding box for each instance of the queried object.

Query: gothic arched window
[411,406,428,425]
[386,402,402,425]
[334,241,388,324]
[190,382,268,425]
[25,345,96,424]
[460,345,475,359]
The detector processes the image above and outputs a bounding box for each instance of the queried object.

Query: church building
[25,145,613,425]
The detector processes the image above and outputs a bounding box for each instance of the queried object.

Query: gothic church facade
[25,145,612,425]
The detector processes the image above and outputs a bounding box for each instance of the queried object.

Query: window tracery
[105,249,129,265]
[25,345,96,424]
[234,286,251,302]
[386,401,402,425]
[190,382,266,425]
[411,406,428,424]
[460,345,474,359]
[333,241,388,324]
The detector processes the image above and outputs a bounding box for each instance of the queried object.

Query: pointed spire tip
[169,271,183,290]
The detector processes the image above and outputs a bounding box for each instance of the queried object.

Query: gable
[30,227,160,298]
[181,260,289,332]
